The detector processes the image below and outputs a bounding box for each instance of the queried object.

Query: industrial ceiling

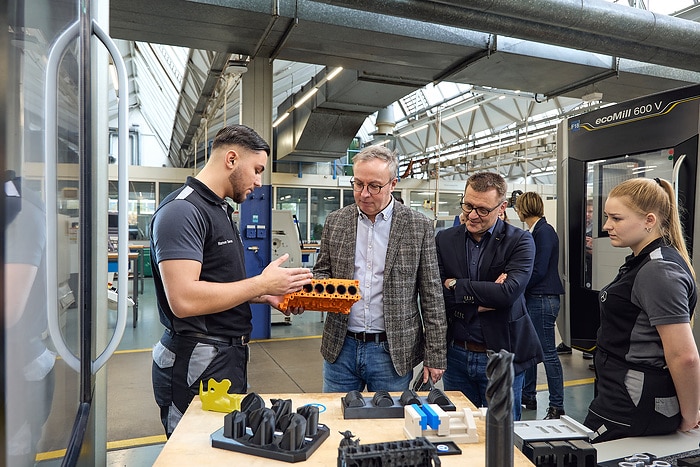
[108,0,700,182]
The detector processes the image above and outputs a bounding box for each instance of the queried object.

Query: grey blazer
[314,201,447,376]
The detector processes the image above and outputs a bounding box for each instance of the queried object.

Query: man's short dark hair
[466,172,507,200]
[212,124,270,156]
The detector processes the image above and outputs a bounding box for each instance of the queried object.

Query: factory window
[310,189,340,241]
[109,181,156,241]
[159,182,183,203]
[276,187,309,241]
[342,189,354,208]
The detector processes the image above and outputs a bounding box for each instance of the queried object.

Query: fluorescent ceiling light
[327,67,343,81]
[401,124,428,137]
[272,112,290,128]
[443,105,480,122]
[293,87,318,109]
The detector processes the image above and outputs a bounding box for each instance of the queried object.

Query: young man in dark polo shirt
[150,124,313,437]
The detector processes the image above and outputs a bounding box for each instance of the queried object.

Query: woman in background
[584,177,700,442]
[515,192,565,420]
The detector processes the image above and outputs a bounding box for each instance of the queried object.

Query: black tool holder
[337,433,441,467]
[341,386,455,419]
[210,393,330,463]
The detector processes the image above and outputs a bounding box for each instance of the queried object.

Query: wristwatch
[446,279,457,290]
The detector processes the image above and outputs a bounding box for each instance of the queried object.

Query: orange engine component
[277,279,361,314]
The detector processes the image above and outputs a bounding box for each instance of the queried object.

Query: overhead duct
[275,68,421,162]
[375,106,395,135]
[314,0,700,72]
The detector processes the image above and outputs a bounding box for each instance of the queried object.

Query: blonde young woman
[584,177,700,442]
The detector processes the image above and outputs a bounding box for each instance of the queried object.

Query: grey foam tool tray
[341,391,456,419]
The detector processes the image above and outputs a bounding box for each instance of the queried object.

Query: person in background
[5,173,56,465]
[314,145,447,393]
[435,171,542,421]
[150,124,313,437]
[584,177,700,442]
[515,192,566,419]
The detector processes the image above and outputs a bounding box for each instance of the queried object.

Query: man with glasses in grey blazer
[314,145,447,392]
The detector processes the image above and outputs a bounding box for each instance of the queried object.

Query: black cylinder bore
[314,283,325,293]
[336,284,346,294]
[303,284,313,293]
[347,285,358,295]
[325,284,336,294]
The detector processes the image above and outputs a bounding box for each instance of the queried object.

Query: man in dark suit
[436,171,542,420]
[314,145,447,392]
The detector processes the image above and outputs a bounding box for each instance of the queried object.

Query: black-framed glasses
[349,178,393,195]
[460,198,504,217]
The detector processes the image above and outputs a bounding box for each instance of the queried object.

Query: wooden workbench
[154,392,534,466]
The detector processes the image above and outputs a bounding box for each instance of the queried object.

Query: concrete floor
[102,279,596,466]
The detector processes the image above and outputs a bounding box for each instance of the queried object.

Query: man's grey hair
[353,145,399,179]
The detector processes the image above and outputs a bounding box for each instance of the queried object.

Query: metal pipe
[313,0,700,71]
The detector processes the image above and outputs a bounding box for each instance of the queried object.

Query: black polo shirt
[597,238,696,369]
[150,176,252,337]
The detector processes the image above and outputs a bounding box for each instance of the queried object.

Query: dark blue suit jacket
[527,217,565,296]
[435,219,543,374]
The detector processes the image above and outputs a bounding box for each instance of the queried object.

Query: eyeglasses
[460,199,504,217]
[349,178,393,195]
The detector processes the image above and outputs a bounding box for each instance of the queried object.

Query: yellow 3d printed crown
[278,279,361,314]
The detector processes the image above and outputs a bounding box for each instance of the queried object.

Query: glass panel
[342,188,354,208]
[109,181,156,240]
[310,189,340,241]
[7,0,81,462]
[276,187,309,242]
[159,181,183,204]
[585,148,675,289]
[409,190,437,220]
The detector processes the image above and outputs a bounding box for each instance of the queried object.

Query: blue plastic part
[421,404,441,430]
[411,404,428,430]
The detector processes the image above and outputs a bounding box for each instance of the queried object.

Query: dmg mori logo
[600,291,608,302]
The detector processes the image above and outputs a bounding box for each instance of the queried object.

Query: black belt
[170,329,249,346]
[452,339,488,353]
[346,330,387,343]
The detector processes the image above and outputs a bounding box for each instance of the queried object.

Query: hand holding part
[260,254,313,296]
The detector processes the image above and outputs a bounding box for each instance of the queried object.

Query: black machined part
[344,390,365,407]
[522,439,596,467]
[271,398,293,419]
[223,410,246,439]
[250,408,275,445]
[371,390,393,407]
[297,405,319,437]
[426,388,450,406]
[485,350,514,467]
[337,436,441,467]
[278,413,306,451]
[240,392,265,414]
[399,389,420,406]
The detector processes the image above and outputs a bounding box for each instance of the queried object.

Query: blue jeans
[443,343,525,421]
[523,294,564,409]
[323,336,412,393]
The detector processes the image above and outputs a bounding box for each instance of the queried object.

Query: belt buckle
[239,335,249,346]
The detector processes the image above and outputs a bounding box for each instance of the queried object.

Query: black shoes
[582,352,594,360]
[544,407,566,420]
[521,396,537,410]
[556,343,572,355]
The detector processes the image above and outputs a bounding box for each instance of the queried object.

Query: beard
[228,169,248,204]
